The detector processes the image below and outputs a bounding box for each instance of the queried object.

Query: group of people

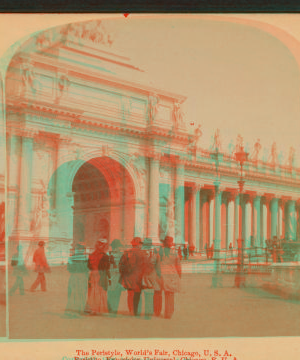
[10,236,182,320]
[66,235,181,319]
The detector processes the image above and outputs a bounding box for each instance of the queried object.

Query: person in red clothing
[30,241,50,292]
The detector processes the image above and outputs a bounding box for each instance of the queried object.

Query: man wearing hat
[30,241,50,292]
[119,237,146,316]
[153,236,181,319]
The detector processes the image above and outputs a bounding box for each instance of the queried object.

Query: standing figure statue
[148,94,159,124]
[188,124,202,150]
[235,134,244,154]
[269,142,277,167]
[173,102,186,129]
[287,146,295,168]
[212,129,221,152]
[251,138,262,162]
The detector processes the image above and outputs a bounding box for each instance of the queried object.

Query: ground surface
[8,266,300,339]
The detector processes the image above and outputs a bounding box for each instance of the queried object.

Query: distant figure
[9,245,28,296]
[205,242,209,259]
[265,242,269,264]
[119,237,146,316]
[153,236,181,319]
[183,245,189,260]
[65,243,89,315]
[229,243,233,258]
[177,246,182,260]
[189,245,195,257]
[30,241,50,292]
[85,239,110,315]
[141,238,161,319]
[107,239,124,315]
[210,243,214,260]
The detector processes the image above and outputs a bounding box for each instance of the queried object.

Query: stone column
[235,194,242,244]
[209,194,214,246]
[212,182,223,288]
[148,154,160,243]
[287,200,297,241]
[201,192,209,249]
[227,193,235,248]
[189,184,201,250]
[244,195,253,248]
[221,193,227,249]
[17,135,34,234]
[214,183,222,251]
[253,195,261,246]
[297,201,300,242]
[175,162,185,245]
[7,134,21,237]
[270,198,279,238]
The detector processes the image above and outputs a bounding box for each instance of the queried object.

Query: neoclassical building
[5,20,300,263]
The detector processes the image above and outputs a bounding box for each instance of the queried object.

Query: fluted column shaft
[148,156,160,242]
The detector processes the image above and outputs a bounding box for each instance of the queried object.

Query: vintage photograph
[2,14,300,341]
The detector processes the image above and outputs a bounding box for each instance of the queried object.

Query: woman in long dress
[65,243,89,315]
[85,239,110,315]
[153,236,181,319]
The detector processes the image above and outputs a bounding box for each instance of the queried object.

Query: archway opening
[72,156,136,250]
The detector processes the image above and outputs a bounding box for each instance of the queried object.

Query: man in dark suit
[119,237,146,316]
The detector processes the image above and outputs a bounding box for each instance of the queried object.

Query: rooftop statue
[251,138,262,162]
[212,128,221,152]
[235,134,244,153]
[188,124,202,150]
[269,142,278,167]
[287,146,295,168]
[60,20,114,47]
[173,102,186,129]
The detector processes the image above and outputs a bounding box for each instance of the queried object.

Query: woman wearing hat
[119,237,146,316]
[153,236,181,319]
[85,239,111,315]
[65,243,89,316]
[30,241,50,292]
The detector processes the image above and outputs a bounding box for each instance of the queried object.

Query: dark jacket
[119,247,146,291]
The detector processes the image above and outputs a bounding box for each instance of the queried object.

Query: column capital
[261,193,275,205]
[191,183,202,194]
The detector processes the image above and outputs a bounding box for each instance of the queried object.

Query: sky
[1,14,300,165]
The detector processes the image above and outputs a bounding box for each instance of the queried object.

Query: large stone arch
[47,149,145,259]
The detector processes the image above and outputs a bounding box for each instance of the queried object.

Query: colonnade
[148,156,300,250]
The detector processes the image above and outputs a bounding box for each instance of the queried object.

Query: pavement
[7,265,300,339]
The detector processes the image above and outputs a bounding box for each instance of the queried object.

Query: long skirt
[65,273,88,313]
[85,271,108,314]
